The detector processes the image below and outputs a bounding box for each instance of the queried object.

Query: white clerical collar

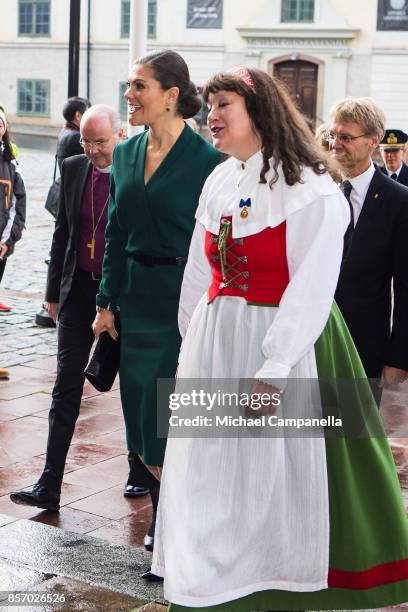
[346,162,375,197]
[387,163,402,177]
[94,164,112,173]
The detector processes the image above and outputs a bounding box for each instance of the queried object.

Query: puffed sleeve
[178,221,211,339]
[96,167,128,309]
[254,191,349,382]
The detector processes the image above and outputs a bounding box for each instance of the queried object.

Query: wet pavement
[0,150,407,610]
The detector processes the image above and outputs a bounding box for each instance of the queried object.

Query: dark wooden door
[273,60,318,125]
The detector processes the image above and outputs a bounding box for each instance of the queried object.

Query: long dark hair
[135,49,201,119]
[203,69,334,187]
[1,128,15,161]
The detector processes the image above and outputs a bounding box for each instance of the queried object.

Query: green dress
[97,124,220,465]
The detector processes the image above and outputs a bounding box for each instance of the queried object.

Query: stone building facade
[0,0,407,132]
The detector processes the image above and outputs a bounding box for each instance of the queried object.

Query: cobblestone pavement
[0,149,58,367]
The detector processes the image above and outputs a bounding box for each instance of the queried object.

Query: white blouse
[179,152,350,381]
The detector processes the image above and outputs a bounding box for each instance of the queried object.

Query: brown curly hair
[203,68,334,188]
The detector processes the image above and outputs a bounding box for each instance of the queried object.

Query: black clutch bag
[85,311,121,392]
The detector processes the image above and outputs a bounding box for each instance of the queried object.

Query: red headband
[230,66,256,93]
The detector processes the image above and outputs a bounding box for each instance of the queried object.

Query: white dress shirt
[347,162,375,226]
[385,163,402,179]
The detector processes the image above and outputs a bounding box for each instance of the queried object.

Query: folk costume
[96,123,220,466]
[152,152,408,610]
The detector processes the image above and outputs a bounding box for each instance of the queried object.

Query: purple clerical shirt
[77,167,110,274]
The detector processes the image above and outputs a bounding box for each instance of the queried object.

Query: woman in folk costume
[92,50,220,559]
[152,68,408,610]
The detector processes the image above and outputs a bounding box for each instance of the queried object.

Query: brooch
[239,197,251,218]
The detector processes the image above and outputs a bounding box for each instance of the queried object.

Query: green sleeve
[96,170,127,308]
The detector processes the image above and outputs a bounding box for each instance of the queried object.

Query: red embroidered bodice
[205,217,289,305]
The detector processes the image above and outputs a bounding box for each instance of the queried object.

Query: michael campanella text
[169,415,343,428]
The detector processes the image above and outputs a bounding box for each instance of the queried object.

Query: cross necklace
[87,169,109,260]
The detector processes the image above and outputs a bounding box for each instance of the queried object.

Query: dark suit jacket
[56,128,82,172]
[380,162,408,187]
[335,168,408,378]
[45,155,91,312]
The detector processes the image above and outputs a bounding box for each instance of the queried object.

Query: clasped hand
[245,379,282,417]
[0,241,9,260]
[92,309,118,341]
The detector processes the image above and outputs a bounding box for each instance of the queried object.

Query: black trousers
[38,269,99,492]
[0,258,7,284]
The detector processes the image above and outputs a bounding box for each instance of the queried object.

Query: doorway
[273,60,318,126]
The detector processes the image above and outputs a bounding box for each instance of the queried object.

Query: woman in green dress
[92,50,220,558]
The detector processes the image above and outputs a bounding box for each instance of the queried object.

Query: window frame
[281,0,315,23]
[18,0,51,37]
[17,79,51,117]
[120,0,157,39]
[119,82,128,121]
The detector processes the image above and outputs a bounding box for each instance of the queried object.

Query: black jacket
[335,168,408,378]
[56,127,82,172]
[45,155,91,311]
[380,162,408,187]
[0,150,26,255]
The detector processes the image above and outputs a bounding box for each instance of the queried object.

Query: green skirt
[169,302,408,610]
[119,292,180,466]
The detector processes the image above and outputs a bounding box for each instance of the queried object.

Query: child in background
[0,109,26,313]
[0,109,26,380]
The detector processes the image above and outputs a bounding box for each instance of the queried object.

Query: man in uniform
[10,105,146,510]
[379,129,408,186]
[327,98,408,396]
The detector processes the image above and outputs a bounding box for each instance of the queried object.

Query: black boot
[124,452,149,497]
[127,454,160,551]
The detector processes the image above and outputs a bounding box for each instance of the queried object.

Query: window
[281,0,314,22]
[147,0,157,38]
[119,82,128,121]
[17,80,50,116]
[121,0,157,38]
[18,0,50,36]
[121,0,131,37]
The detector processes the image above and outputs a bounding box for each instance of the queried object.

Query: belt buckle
[92,272,102,281]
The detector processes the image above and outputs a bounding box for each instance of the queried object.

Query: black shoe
[144,533,154,552]
[141,570,163,582]
[9,484,60,511]
[35,308,56,328]
[124,484,149,497]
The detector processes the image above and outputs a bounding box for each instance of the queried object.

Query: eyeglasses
[79,137,110,150]
[324,132,369,143]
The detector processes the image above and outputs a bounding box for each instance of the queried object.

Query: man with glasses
[379,129,408,187]
[327,97,408,398]
[10,105,147,511]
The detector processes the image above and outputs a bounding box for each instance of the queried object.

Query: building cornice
[237,26,359,50]
[0,41,225,52]
[237,25,360,40]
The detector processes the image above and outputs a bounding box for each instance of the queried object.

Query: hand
[245,379,282,417]
[0,242,9,259]
[43,301,58,323]
[380,366,408,389]
[92,309,118,341]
